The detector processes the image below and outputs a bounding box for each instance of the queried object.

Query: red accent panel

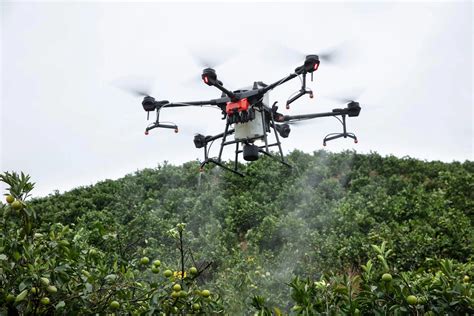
[226,98,249,115]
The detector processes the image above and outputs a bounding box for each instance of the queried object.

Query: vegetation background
[1,150,472,314]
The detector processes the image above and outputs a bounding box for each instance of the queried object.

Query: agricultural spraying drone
[128,51,361,176]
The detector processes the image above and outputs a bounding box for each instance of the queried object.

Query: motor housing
[243,144,259,161]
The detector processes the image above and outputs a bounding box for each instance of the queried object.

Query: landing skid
[198,109,291,177]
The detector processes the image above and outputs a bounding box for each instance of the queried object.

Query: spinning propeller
[266,41,351,67]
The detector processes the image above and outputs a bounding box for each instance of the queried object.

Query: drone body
[230,84,269,143]
[139,54,361,176]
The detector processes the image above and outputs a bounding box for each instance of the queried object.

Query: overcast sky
[1,1,473,197]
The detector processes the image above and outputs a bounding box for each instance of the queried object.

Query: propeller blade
[266,42,305,64]
[112,76,154,97]
[330,97,357,104]
[286,119,315,126]
[318,45,344,64]
[182,74,209,92]
[189,46,236,69]
[322,87,366,104]
[128,88,151,97]
[266,41,351,66]
[191,54,219,70]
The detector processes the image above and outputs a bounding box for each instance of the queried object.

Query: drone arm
[143,97,231,135]
[259,73,298,95]
[259,58,318,95]
[160,99,226,108]
[277,106,361,146]
[194,128,235,147]
[207,128,235,142]
[278,110,342,122]
[277,104,361,122]
[212,82,238,102]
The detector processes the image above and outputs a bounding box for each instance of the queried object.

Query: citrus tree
[0,172,222,314]
[251,242,473,315]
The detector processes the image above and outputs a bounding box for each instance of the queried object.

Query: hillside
[1,150,473,314]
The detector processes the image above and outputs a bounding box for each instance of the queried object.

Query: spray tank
[225,82,270,161]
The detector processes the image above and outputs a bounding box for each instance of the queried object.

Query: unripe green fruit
[189,267,198,274]
[12,200,22,210]
[172,284,181,292]
[193,303,201,310]
[40,297,50,305]
[163,269,173,277]
[406,295,418,305]
[463,275,470,283]
[381,273,392,282]
[40,277,50,286]
[110,300,120,309]
[47,285,58,294]
[30,287,38,294]
[179,290,186,298]
[153,259,161,267]
[140,257,150,265]
[6,195,14,204]
[6,294,15,303]
[201,289,210,297]
[151,266,160,274]
[171,291,180,298]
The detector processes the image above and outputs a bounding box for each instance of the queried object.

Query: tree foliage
[1,150,473,314]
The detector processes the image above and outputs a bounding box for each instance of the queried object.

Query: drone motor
[193,134,207,149]
[142,96,156,111]
[347,101,361,117]
[275,124,291,138]
[201,68,217,86]
[304,54,320,72]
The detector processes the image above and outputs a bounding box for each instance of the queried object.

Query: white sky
[1,1,473,197]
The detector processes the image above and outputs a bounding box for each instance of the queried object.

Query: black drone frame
[140,54,361,176]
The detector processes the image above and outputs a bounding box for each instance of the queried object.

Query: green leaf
[19,282,27,291]
[85,283,93,293]
[15,289,28,303]
[371,244,382,255]
[105,274,117,282]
